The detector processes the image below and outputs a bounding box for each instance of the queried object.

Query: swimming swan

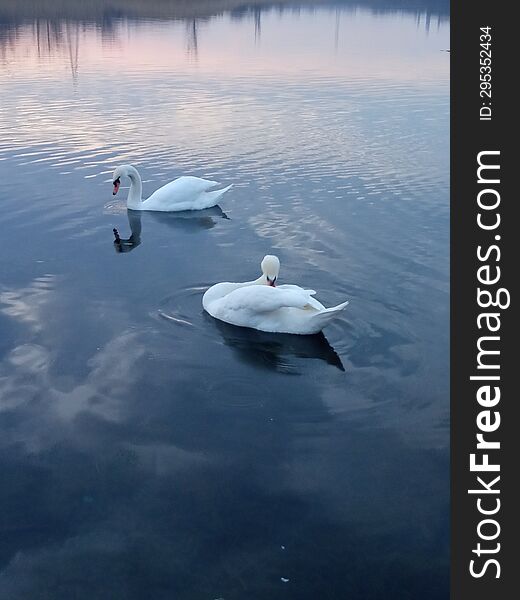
[203,255,349,335]
[111,164,232,211]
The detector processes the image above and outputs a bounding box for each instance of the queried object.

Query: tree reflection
[0,1,449,78]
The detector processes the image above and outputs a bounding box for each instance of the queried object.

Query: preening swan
[203,255,349,335]
[111,165,232,211]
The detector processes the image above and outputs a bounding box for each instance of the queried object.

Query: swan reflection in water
[113,206,229,252]
[113,210,142,253]
[207,313,345,372]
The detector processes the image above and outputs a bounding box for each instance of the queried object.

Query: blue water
[0,2,449,598]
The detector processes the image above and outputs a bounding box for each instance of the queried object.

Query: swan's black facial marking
[266,276,277,287]
[112,177,121,195]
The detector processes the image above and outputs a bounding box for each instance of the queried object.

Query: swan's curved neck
[253,275,267,285]
[125,166,143,209]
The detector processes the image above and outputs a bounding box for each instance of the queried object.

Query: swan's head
[111,166,124,195]
[111,165,133,195]
[261,255,280,287]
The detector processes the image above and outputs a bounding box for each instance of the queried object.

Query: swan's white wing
[278,284,317,295]
[145,176,220,208]
[202,281,244,310]
[219,285,315,314]
[277,284,325,310]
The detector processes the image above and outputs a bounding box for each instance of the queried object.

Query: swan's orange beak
[112,179,120,195]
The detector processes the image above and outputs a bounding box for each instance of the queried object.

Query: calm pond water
[0,1,449,598]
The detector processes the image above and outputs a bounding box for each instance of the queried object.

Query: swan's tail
[203,183,233,207]
[310,300,349,332]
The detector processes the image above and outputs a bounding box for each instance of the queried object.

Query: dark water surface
[0,2,449,598]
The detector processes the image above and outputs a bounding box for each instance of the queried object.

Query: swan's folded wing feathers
[222,285,315,314]
[278,284,317,295]
[146,176,221,208]
[174,176,221,193]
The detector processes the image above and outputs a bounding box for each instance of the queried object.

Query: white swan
[203,255,349,335]
[111,165,232,211]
